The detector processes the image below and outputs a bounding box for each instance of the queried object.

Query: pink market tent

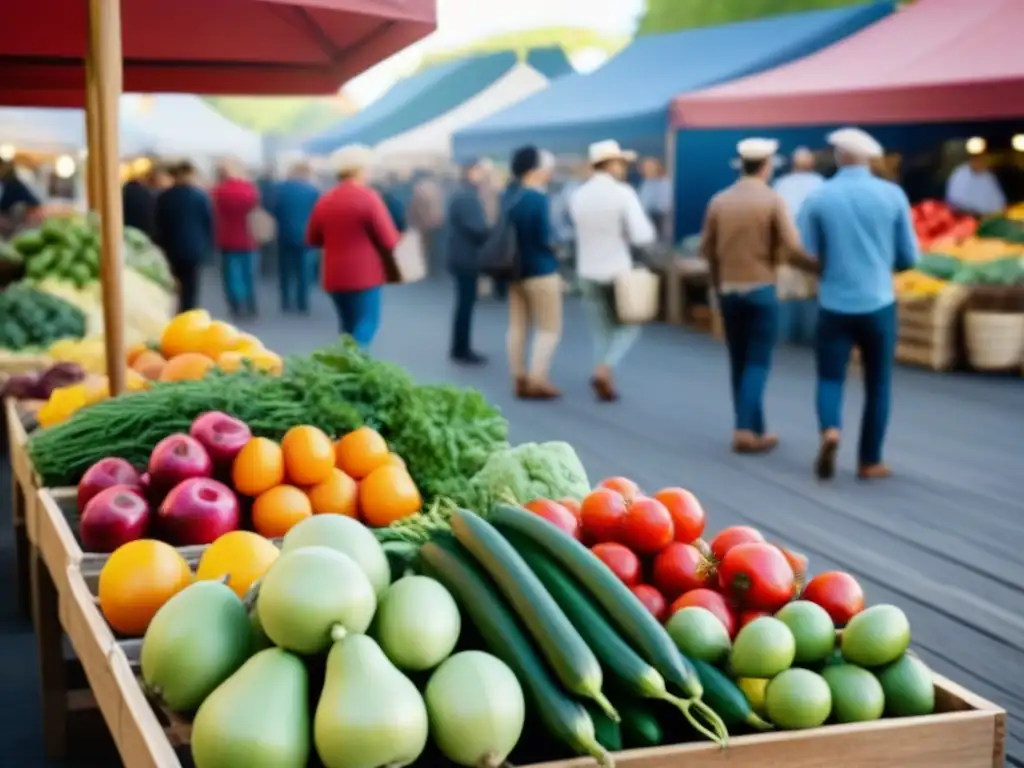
[672,0,1024,128]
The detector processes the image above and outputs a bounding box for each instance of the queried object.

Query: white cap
[588,139,637,166]
[331,144,375,175]
[737,137,779,161]
[827,127,883,159]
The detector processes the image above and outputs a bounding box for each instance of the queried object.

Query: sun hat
[588,139,637,166]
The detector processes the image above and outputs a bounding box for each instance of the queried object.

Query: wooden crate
[896,285,971,371]
[0,348,52,375]
[4,396,45,618]
[56,559,1007,768]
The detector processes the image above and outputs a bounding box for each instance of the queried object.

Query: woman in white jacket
[570,140,657,401]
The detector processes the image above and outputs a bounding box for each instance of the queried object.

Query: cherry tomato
[801,571,865,627]
[669,588,738,637]
[778,546,809,594]
[631,584,667,622]
[619,496,674,555]
[590,542,641,587]
[524,499,579,539]
[709,525,765,562]
[558,497,582,519]
[580,488,628,544]
[739,609,770,630]
[598,476,641,502]
[718,542,795,612]
[651,542,713,600]
[653,487,706,544]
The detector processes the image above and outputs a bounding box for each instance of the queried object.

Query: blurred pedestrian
[154,161,214,313]
[272,161,320,313]
[571,141,656,402]
[946,150,1006,216]
[306,145,399,351]
[0,161,42,230]
[637,157,672,243]
[211,159,261,318]
[408,172,445,273]
[798,128,919,480]
[504,146,562,400]
[445,158,492,365]
[256,167,279,277]
[702,138,811,454]
[123,165,160,239]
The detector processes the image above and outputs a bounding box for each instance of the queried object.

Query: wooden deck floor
[1,271,1021,766]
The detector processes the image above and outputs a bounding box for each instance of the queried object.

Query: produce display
[0,362,86,401]
[0,283,87,351]
[911,200,976,248]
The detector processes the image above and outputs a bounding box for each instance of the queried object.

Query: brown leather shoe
[521,380,562,400]
[513,377,528,398]
[733,431,779,454]
[590,376,619,403]
[858,463,892,480]
[815,430,840,480]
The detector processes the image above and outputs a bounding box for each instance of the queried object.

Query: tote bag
[613,266,661,324]
[380,229,427,285]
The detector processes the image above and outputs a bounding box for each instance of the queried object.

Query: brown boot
[858,463,892,480]
[521,379,562,401]
[590,375,619,403]
[733,431,779,454]
[815,429,840,480]
[513,377,528,398]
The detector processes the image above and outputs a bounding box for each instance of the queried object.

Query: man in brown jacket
[701,137,815,454]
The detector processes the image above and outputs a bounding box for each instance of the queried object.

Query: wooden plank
[5,397,35,618]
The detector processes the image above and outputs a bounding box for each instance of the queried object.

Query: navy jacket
[504,183,558,279]
[272,178,320,249]
[154,184,214,266]
[445,182,490,274]
[123,180,157,239]
[379,189,407,233]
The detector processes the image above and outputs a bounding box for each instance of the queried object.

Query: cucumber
[690,659,773,732]
[583,702,622,752]
[418,537,613,767]
[619,702,664,749]
[450,508,618,721]
[509,531,725,743]
[489,506,706,700]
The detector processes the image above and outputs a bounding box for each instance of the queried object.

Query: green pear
[314,634,429,768]
[191,648,310,768]
[141,580,251,713]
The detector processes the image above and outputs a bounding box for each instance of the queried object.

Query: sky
[344,0,646,105]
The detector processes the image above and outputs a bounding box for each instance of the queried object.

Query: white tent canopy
[121,94,263,166]
[374,64,552,168]
[0,107,154,157]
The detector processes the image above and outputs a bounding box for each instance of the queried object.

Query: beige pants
[507,274,563,381]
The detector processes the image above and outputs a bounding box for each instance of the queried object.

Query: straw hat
[588,140,637,166]
[331,144,375,176]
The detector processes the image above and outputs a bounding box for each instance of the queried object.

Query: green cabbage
[468,441,590,512]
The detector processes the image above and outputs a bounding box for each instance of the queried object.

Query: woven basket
[964,311,1024,371]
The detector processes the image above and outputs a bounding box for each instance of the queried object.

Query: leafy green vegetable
[466,441,590,512]
[0,282,87,350]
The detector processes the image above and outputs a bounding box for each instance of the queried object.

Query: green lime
[841,604,910,668]
[822,664,885,723]
[765,668,832,730]
[730,617,796,678]
[776,600,836,665]
[877,654,935,717]
[665,607,731,663]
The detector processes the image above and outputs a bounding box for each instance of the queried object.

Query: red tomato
[778,546,809,594]
[558,497,582,518]
[580,488,628,543]
[590,543,641,587]
[653,487,706,544]
[669,588,737,637]
[598,476,640,502]
[619,496,674,555]
[739,610,770,630]
[524,499,579,539]
[801,571,865,627]
[709,525,765,562]
[651,542,713,600]
[718,543,795,612]
[631,584,667,622]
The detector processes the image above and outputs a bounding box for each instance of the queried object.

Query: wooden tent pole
[89,0,126,395]
[84,47,101,208]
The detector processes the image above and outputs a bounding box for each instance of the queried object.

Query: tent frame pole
[87,0,127,395]
[664,126,677,245]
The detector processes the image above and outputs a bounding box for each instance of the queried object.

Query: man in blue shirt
[798,128,918,481]
[272,161,321,313]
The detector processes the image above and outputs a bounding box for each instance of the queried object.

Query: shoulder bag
[477,190,525,280]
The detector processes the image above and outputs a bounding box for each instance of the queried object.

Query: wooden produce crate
[57,556,1007,768]
[0,348,52,375]
[896,285,971,371]
[4,395,46,618]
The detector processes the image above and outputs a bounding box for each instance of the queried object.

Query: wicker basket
[964,311,1024,371]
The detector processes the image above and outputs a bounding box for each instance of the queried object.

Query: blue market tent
[451,2,893,162]
[525,47,575,80]
[302,50,519,155]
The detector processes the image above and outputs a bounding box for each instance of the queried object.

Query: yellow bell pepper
[37,383,89,428]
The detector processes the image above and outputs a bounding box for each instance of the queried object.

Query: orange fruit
[281,425,335,486]
[159,352,216,382]
[252,485,313,538]
[199,321,242,358]
[359,463,422,528]
[195,530,280,598]
[160,309,211,358]
[236,333,264,354]
[388,453,406,468]
[125,369,151,392]
[306,468,359,517]
[98,540,193,636]
[335,426,391,480]
[126,341,150,366]
[131,349,167,381]
[232,437,285,497]
[216,351,247,373]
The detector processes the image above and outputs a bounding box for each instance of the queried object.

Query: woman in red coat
[211,160,260,317]
[306,145,400,350]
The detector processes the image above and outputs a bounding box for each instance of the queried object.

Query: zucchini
[450,508,618,721]
[583,702,622,752]
[508,531,725,743]
[690,660,772,732]
[488,506,705,699]
[618,702,663,749]
[418,537,612,767]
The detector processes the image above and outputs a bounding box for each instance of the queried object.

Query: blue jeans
[450,271,478,357]
[778,299,818,346]
[278,244,314,312]
[580,280,642,369]
[221,250,257,312]
[719,286,779,433]
[815,303,897,466]
[329,287,382,350]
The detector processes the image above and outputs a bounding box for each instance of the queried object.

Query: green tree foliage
[418,27,627,69]
[203,95,356,136]
[637,0,874,35]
